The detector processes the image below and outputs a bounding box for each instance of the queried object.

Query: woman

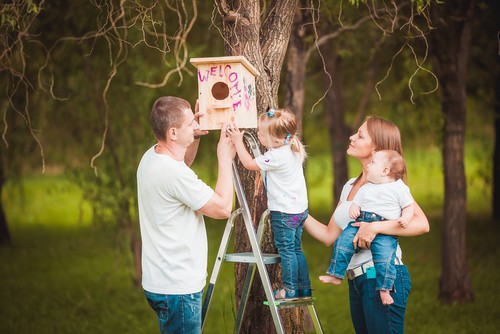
[305,116,430,333]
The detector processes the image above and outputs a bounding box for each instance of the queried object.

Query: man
[137,96,235,333]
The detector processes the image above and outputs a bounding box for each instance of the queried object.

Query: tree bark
[429,0,476,303]
[216,1,303,332]
[284,1,311,134]
[493,59,500,224]
[0,157,11,246]
[320,44,350,206]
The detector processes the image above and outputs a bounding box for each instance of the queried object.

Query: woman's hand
[352,221,379,249]
[351,201,430,249]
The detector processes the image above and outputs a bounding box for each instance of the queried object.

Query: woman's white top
[334,178,403,269]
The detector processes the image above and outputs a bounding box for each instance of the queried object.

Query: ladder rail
[231,161,286,333]
[201,208,242,329]
[233,210,270,333]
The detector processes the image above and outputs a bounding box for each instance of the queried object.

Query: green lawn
[1,152,499,333]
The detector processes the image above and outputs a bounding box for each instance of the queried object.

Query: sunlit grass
[1,144,498,333]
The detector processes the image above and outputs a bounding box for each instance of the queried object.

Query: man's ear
[167,127,177,141]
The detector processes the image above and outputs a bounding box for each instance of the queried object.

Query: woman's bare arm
[304,211,342,247]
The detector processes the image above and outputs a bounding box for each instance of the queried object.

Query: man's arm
[197,124,235,219]
[185,137,201,167]
[185,100,209,166]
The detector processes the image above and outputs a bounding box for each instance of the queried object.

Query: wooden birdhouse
[190,56,259,130]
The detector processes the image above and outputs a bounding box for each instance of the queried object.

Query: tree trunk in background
[320,44,350,206]
[429,0,476,303]
[0,159,11,246]
[216,1,303,332]
[493,61,500,225]
[284,1,311,135]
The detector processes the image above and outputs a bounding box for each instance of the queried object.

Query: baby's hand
[349,204,361,220]
[397,217,409,228]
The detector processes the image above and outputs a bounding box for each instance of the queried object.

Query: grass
[1,150,499,333]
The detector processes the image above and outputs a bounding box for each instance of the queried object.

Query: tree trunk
[493,61,500,224]
[216,1,303,332]
[0,157,11,246]
[429,0,476,303]
[284,1,311,135]
[320,44,350,206]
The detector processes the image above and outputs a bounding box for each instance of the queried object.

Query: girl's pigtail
[290,136,307,164]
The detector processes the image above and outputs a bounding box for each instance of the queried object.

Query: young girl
[227,108,311,300]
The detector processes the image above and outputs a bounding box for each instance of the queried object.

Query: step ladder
[201,133,323,333]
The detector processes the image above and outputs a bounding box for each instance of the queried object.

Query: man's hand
[194,100,209,138]
[218,122,236,161]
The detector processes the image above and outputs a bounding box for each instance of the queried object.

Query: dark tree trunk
[493,61,500,224]
[284,1,311,135]
[216,1,302,332]
[429,0,476,303]
[320,44,350,206]
[0,158,11,246]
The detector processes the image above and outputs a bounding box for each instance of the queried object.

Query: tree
[429,0,476,303]
[213,1,306,332]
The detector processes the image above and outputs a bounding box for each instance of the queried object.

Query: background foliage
[0,0,498,332]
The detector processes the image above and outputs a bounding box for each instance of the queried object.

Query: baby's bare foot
[319,275,342,285]
[380,290,394,305]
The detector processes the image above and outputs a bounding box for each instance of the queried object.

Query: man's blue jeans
[327,211,398,290]
[270,210,311,296]
[144,290,202,334]
[349,265,411,334]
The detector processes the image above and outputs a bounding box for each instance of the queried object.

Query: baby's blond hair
[378,150,406,180]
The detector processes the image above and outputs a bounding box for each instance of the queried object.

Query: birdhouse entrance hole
[212,82,229,100]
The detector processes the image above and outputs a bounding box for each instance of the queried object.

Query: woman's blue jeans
[349,265,411,334]
[144,290,202,334]
[270,210,311,296]
[328,211,398,290]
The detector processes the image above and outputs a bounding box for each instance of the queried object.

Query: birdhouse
[190,56,259,130]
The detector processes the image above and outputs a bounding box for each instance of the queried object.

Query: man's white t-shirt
[137,146,214,295]
[255,145,308,214]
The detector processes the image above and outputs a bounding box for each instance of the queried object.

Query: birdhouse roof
[190,56,260,76]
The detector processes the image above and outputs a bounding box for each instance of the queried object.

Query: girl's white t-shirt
[137,146,214,294]
[255,145,308,214]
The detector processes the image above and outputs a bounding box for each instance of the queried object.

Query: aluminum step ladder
[201,133,323,333]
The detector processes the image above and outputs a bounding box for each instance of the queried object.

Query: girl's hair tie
[284,133,291,144]
[266,108,275,117]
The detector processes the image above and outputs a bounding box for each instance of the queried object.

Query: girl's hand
[226,122,244,143]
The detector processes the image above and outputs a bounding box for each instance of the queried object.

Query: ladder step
[224,252,281,264]
[264,297,317,309]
